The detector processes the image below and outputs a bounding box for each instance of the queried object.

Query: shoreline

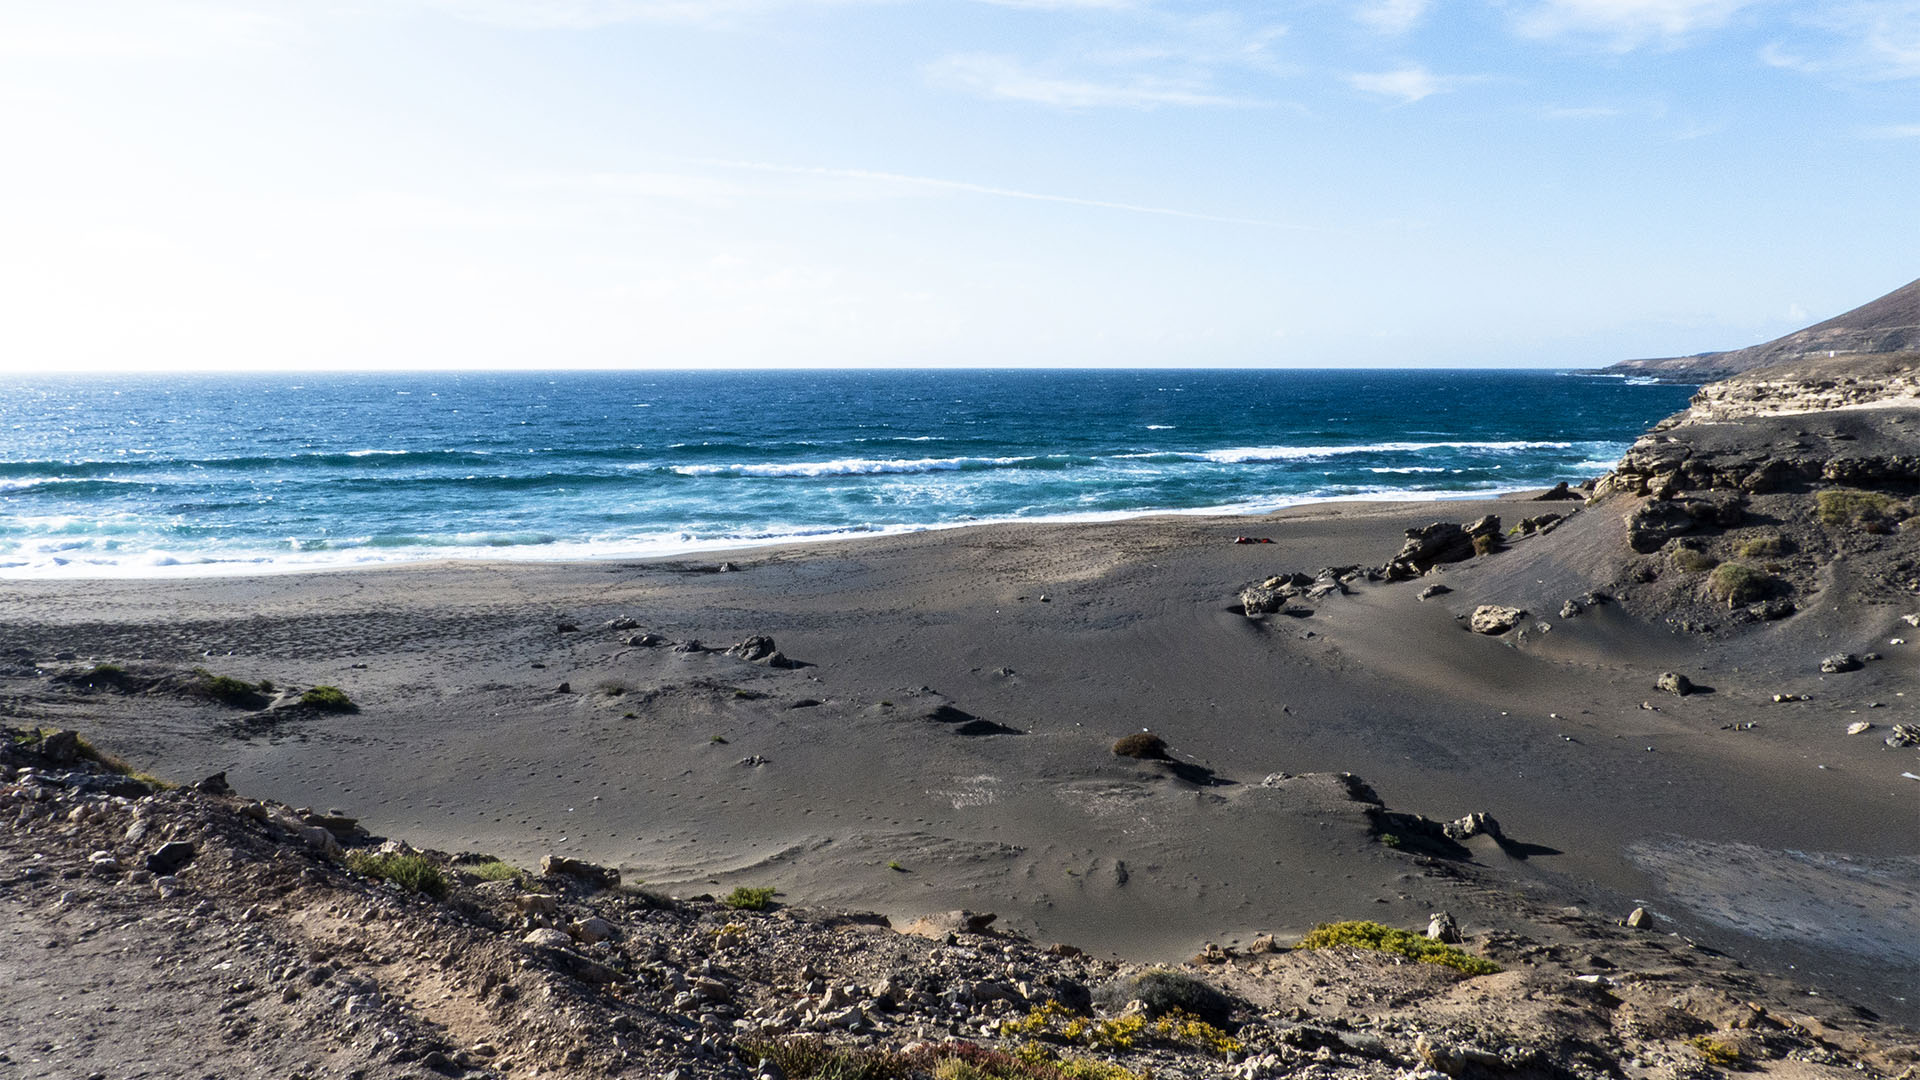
[0,484,1577,582]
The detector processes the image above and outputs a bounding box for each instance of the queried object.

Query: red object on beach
[1232,536,1274,544]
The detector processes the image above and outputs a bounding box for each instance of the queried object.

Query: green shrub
[66,731,173,789]
[1689,1036,1742,1067]
[1472,534,1500,556]
[1670,546,1718,572]
[463,857,520,882]
[1707,562,1774,605]
[1111,732,1168,760]
[344,851,448,898]
[300,685,356,712]
[1094,969,1234,1024]
[1295,920,1501,976]
[191,668,267,706]
[723,885,777,911]
[1735,534,1786,558]
[1816,488,1906,528]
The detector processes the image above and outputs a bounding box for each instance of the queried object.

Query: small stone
[523,927,572,949]
[1820,653,1862,673]
[1417,584,1452,600]
[1624,907,1652,929]
[1847,721,1873,735]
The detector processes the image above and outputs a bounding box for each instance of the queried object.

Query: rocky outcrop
[1383,517,1500,581]
[1468,606,1526,635]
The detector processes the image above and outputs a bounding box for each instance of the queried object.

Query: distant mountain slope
[1603,276,1920,382]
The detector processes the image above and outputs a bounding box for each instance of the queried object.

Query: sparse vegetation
[1295,920,1502,976]
[1472,534,1500,556]
[1707,562,1774,605]
[710,734,730,744]
[1094,969,1233,1024]
[738,1036,1152,1080]
[1378,832,1403,848]
[300,685,356,712]
[723,885,777,911]
[343,851,448,899]
[1110,732,1168,760]
[887,860,907,872]
[462,857,520,882]
[1735,533,1786,558]
[1816,487,1907,529]
[191,667,269,706]
[63,730,172,789]
[1670,546,1718,572]
[1689,1035,1743,1068]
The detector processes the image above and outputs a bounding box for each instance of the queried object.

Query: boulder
[570,917,618,944]
[1533,481,1580,500]
[1468,606,1526,635]
[1886,724,1919,749]
[1624,907,1653,930]
[145,841,197,875]
[1655,672,1694,697]
[901,910,997,940]
[1426,911,1462,944]
[40,729,82,764]
[1559,600,1582,619]
[604,617,641,631]
[1820,653,1862,674]
[1384,523,1475,580]
[1442,812,1501,841]
[523,927,573,949]
[1623,493,1745,553]
[541,854,620,888]
[1417,584,1452,600]
[725,635,793,668]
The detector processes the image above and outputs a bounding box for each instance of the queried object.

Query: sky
[0,0,1915,372]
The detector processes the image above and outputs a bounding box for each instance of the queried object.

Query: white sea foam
[671,455,1035,478]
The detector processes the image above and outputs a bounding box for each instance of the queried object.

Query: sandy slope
[1,494,1916,1024]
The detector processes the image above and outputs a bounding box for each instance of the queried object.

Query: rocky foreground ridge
[8,727,1919,1080]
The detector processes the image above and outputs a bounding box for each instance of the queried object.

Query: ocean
[0,370,1693,577]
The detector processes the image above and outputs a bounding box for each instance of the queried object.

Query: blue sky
[0,0,1914,370]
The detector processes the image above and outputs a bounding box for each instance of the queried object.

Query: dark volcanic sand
[3,494,1915,1021]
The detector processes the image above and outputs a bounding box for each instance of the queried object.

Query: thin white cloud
[1862,122,1920,137]
[1763,1,1920,81]
[929,52,1261,107]
[1515,0,1757,49]
[691,159,1316,229]
[1346,65,1457,103]
[419,0,883,28]
[1356,0,1432,34]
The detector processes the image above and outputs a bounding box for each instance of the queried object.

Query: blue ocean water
[0,370,1693,577]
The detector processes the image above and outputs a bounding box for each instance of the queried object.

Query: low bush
[1670,546,1718,572]
[344,851,448,898]
[723,885,777,911]
[462,857,520,882]
[191,668,269,706]
[1110,732,1168,760]
[300,685,356,712]
[1094,969,1234,1025]
[1816,488,1906,528]
[1472,534,1500,556]
[1294,920,1501,976]
[1689,1036,1742,1067]
[1735,533,1786,558]
[1707,562,1774,605]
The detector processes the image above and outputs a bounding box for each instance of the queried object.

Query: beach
[7,490,1916,1022]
